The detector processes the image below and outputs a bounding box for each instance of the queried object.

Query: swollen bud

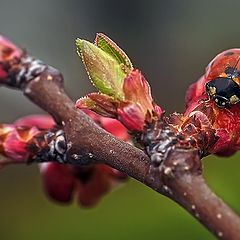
[76,38,126,100]
[76,34,163,131]
[0,36,23,80]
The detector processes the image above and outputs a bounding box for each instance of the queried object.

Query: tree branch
[146,149,240,239]
[1,43,240,239]
[24,67,150,180]
[23,65,240,239]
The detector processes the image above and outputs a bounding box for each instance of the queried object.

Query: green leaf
[76,38,126,100]
[95,33,133,73]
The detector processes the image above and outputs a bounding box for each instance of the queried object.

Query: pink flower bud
[14,114,55,129]
[31,112,129,207]
[40,163,127,207]
[40,163,75,203]
[77,69,163,132]
[0,36,22,80]
[0,36,22,61]
[3,126,39,161]
[117,103,145,131]
[185,70,240,156]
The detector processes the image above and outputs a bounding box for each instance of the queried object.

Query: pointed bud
[76,70,163,131]
[123,69,159,118]
[76,38,126,99]
[76,34,163,132]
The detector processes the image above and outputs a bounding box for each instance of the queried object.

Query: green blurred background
[0,0,240,239]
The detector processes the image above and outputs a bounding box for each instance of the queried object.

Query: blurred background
[0,0,240,239]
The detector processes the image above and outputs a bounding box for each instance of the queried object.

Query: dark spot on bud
[224,51,234,56]
[2,47,13,58]
[225,67,239,76]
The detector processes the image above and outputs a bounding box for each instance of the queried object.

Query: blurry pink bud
[14,114,55,129]
[3,126,39,161]
[40,163,75,203]
[117,103,146,131]
[40,163,127,207]
[0,36,22,61]
[0,36,23,80]
[40,110,129,207]
[99,117,129,141]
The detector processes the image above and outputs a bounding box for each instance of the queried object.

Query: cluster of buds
[37,112,129,207]
[75,33,163,132]
[0,34,131,207]
[0,113,129,207]
[76,33,240,159]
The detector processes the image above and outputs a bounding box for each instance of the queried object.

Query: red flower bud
[0,36,22,80]
[0,115,55,163]
[117,103,145,131]
[40,162,127,207]
[185,65,240,156]
[30,110,129,207]
[185,75,207,109]
[98,117,129,141]
[14,114,55,129]
[40,163,75,203]
[2,125,39,161]
[77,69,163,132]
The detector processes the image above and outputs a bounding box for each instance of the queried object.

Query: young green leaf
[76,38,126,100]
[95,33,133,73]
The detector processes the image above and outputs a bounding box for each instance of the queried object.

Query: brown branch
[1,47,240,239]
[147,149,240,240]
[24,67,149,180]
[19,66,240,239]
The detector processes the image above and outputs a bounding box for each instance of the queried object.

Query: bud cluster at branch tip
[75,33,163,131]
